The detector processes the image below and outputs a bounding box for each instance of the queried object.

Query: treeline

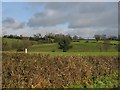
[3,33,81,52]
[3,35,23,39]
[94,34,119,41]
[3,33,84,43]
[2,33,119,52]
[3,33,119,42]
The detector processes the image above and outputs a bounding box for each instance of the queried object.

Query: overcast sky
[2,2,118,38]
[2,0,119,2]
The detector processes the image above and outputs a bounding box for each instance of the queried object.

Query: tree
[45,33,55,39]
[66,34,72,41]
[20,35,23,39]
[54,34,64,42]
[73,35,78,40]
[73,35,79,42]
[34,33,42,41]
[94,35,100,42]
[107,35,117,40]
[100,35,106,40]
[58,36,72,52]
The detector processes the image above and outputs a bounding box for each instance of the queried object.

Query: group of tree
[3,33,83,43]
[3,35,23,39]
[94,34,118,42]
[2,33,75,52]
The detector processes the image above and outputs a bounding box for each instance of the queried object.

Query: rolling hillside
[2,38,118,52]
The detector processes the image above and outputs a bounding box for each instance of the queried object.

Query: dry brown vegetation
[2,53,119,88]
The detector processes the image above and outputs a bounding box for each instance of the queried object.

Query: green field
[2,38,119,56]
[28,40,118,52]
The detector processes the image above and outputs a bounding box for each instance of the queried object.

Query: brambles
[2,53,118,88]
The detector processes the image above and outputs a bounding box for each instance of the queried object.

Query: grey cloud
[68,3,118,28]
[69,8,118,28]
[2,17,15,24]
[26,2,118,37]
[2,17,25,30]
[27,2,118,29]
[27,3,79,27]
[46,2,112,13]
[27,8,68,27]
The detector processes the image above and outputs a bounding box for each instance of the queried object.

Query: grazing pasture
[28,40,118,52]
[2,38,118,52]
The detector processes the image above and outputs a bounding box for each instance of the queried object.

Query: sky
[1,0,120,2]
[2,2,118,38]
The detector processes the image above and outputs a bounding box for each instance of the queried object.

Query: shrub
[58,36,72,52]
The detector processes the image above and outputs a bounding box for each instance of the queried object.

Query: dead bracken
[2,53,118,88]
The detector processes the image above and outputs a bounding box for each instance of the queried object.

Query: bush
[17,48,24,52]
[51,50,55,52]
[58,36,72,52]
[85,40,89,43]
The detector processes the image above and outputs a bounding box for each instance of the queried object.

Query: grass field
[2,38,119,58]
[28,40,118,52]
[2,38,118,56]
[3,38,118,52]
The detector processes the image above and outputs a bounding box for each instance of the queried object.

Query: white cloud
[27,2,118,28]
[3,25,73,36]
